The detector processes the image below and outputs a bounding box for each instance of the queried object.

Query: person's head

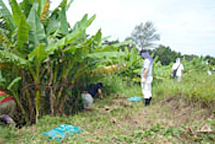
[139,49,153,63]
[96,82,103,89]
[139,49,147,59]
[96,83,103,97]
[176,58,181,63]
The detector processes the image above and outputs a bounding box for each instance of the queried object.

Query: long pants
[141,76,153,106]
[145,97,152,106]
[141,76,153,99]
[176,76,182,82]
[81,93,93,108]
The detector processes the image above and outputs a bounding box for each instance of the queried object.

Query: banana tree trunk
[10,89,29,123]
[35,87,40,122]
[47,59,55,115]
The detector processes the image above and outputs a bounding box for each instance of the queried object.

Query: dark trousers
[145,97,152,106]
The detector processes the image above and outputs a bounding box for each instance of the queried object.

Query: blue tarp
[42,124,84,141]
[127,96,143,102]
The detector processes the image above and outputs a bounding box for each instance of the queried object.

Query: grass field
[0,72,215,144]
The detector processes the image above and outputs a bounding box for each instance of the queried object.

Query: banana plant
[0,0,130,124]
[0,0,76,122]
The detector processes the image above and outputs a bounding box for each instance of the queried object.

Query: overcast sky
[65,0,215,57]
[3,0,215,56]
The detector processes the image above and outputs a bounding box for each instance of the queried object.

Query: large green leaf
[28,43,47,63]
[0,0,15,30]
[20,0,34,17]
[94,45,118,52]
[111,39,132,48]
[59,0,67,8]
[46,12,59,35]
[27,3,46,48]
[65,28,83,44]
[0,50,28,66]
[63,45,79,53]
[94,29,102,45]
[38,0,48,17]
[9,0,24,26]
[84,29,102,51]
[65,14,96,44]
[66,0,74,11]
[46,37,66,53]
[88,51,125,58]
[85,14,96,28]
[60,8,68,35]
[0,28,13,47]
[7,76,22,90]
[90,29,102,48]
[17,15,29,51]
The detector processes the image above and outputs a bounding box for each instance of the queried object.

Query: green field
[1,72,215,144]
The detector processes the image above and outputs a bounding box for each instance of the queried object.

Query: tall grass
[153,71,215,107]
[99,74,141,97]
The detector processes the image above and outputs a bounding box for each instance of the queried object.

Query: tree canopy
[131,21,160,51]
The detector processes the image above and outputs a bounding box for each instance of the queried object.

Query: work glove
[141,77,146,83]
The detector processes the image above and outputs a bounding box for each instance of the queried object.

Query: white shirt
[142,59,153,77]
[172,63,184,77]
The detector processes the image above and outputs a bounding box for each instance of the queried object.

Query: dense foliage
[0,0,130,124]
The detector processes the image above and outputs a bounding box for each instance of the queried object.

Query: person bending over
[81,83,103,109]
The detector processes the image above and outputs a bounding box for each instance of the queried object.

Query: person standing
[172,58,184,82]
[140,50,153,107]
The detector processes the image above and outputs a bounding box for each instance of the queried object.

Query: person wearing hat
[81,83,103,109]
[139,50,153,107]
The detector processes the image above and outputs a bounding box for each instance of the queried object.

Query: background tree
[151,45,181,65]
[131,21,160,51]
[204,55,215,65]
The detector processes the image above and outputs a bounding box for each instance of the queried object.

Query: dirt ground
[98,96,215,143]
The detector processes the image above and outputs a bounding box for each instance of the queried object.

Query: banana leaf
[38,0,48,17]
[17,15,29,51]
[0,50,29,66]
[27,3,46,47]
[9,0,23,26]
[0,0,15,30]
[88,51,125,58]
[60,8,68,35]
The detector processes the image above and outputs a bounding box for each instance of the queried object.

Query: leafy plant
[0,0,129,124]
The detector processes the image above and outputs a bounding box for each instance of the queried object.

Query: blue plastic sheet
[127,96,143,102]
[42,124,84,141]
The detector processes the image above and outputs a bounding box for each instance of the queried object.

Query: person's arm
[171,68,174,73]
[171,64,176,76]
[143,68,149,79]
[142,59,150,81]
[171,64,175,73]
[97,88,103,99]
